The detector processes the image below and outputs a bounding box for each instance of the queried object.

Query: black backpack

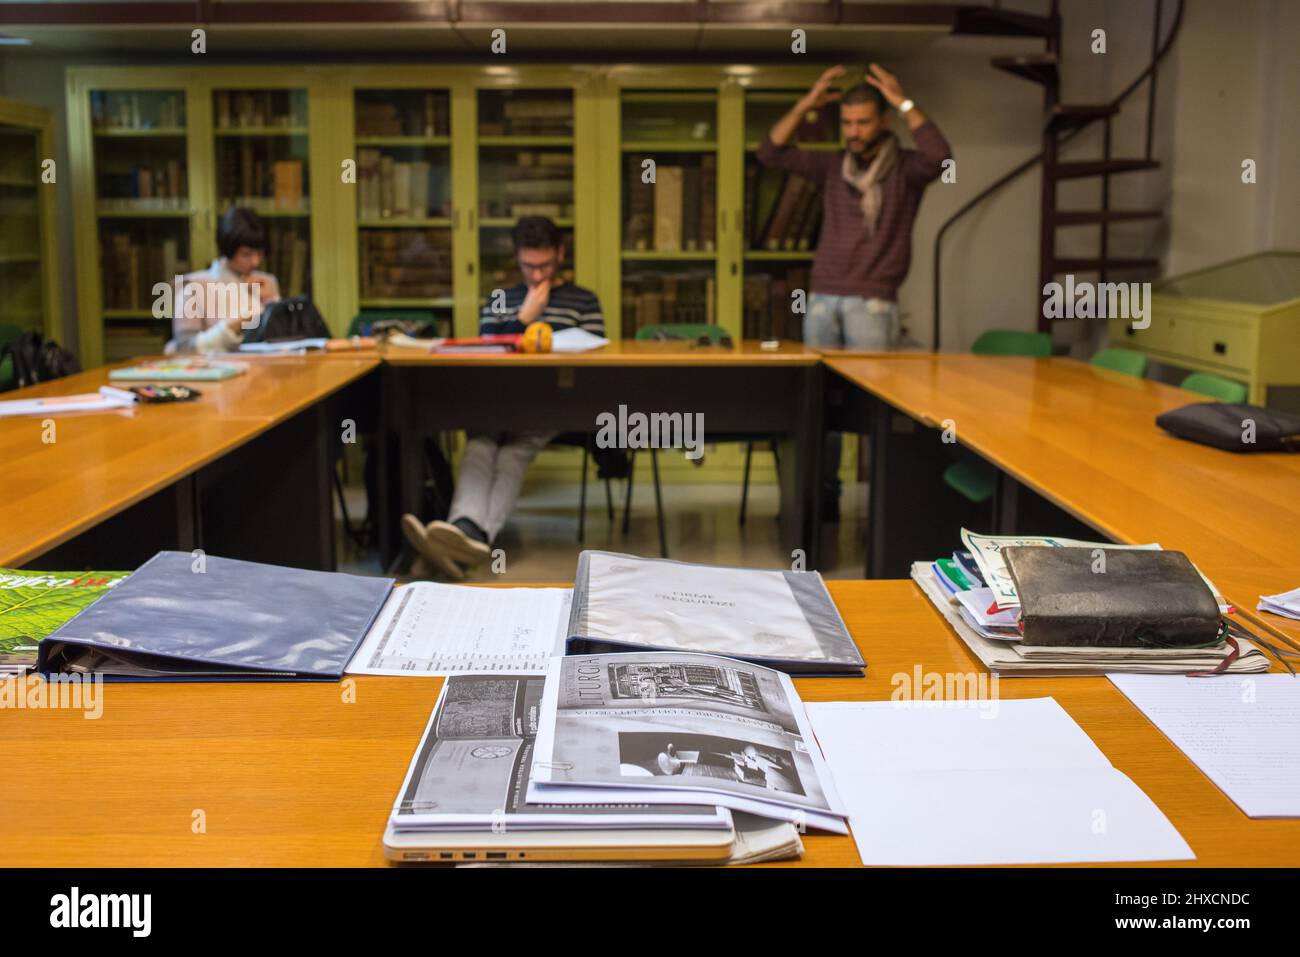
[242,295,331,343]
[0,331,81,390]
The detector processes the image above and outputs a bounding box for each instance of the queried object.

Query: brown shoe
[401,513,465,581]
[425,520,492,567]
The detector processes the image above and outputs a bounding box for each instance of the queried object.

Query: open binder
[37,551,393,681]
[565,550,865,676]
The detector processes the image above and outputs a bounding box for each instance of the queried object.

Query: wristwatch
[898,98,915,114]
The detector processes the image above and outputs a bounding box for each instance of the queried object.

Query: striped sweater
[479,281,605,336]
[756,121,952,301]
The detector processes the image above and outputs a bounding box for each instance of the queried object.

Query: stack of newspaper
[912,530,1271,676]
[384,671,808,864]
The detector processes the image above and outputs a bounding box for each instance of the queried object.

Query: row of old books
[360,229,453,301]
[623,154,717,253]
[100,232,183,311]
[746,164,823,252]
[619,271,715,337]
[479,150,573,220]
[358,150,450,221]
[91,92,184,131]
[214,90,307,131]
[99,160,188,208]
[217,141,307,211]
[742,266,810,341]
[265,221,310,299]
[356,93,449,138]
[479,96,573,137]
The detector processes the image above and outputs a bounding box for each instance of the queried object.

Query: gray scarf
[841,132,899,236]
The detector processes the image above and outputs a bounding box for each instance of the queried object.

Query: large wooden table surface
[2,579,1294,868]
[825,354,1300,612]
[0,356,379,567]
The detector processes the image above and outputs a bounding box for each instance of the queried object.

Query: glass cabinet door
[476,88,575,301]
[0,123,44,334]
[90,88,191,359]
[212,87,312,299]
[353,87,453,335]
[618,90,719,340]
[742,90,839,341]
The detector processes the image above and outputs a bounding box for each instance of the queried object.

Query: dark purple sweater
[756,121,952,301]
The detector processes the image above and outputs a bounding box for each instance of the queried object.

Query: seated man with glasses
[401,216,604,579]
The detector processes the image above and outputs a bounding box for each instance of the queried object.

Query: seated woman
[166,206,280,354]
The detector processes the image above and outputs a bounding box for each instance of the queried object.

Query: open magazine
[530,651,849,832]
[390,674,730,832]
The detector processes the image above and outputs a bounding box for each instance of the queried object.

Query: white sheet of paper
[347,583,571,675]
[0,385,137,417]
[1258,587,1300,620]
[1109,674,1300,818]
[805,698,1193,865]
[550,327,610,353]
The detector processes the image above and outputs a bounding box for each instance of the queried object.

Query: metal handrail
[931,0,1184,349]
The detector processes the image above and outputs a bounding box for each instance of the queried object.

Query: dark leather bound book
[1003,546,1221,648]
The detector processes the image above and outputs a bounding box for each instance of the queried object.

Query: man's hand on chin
[519,278,552,325]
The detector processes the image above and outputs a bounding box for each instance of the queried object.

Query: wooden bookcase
[0,97,60,342]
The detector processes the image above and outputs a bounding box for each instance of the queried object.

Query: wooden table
[823,355,1300,593]
[3,579,1294,868]
[0,356,379,570]
[378,340,825,565]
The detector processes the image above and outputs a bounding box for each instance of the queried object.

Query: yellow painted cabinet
[0,97,59,350]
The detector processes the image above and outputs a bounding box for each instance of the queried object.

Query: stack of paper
[912,561,1270,675]
[1258,587,1300,621]
[805,697,1194,865]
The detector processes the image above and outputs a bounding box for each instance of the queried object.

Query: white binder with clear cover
[566,551,864,676]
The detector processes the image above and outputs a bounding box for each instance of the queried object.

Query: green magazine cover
[0,569,130,671]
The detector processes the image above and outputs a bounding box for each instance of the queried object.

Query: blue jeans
[804,294,900,501]
[804,293,899,351]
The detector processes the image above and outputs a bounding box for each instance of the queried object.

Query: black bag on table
[0,331,80,390]
[242,295,331,343]
[1155,402,1300,453]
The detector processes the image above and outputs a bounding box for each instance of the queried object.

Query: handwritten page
[1109,674,1300,818]
[348,583,571,676]
[805,698,1193,865]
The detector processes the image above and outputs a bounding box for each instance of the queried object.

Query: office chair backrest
[1181,372,1248,404]
[971,329,1053,357]
[1090,347,1148,378]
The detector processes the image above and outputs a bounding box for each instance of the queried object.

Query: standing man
[758,63,951,517]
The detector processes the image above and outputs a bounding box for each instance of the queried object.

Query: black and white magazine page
[530,651,848,832]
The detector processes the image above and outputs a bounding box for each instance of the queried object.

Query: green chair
[971,329,1052,357]
[943,328,1051,504]
[1089,347,1148,378]
[1181,372,1248,404]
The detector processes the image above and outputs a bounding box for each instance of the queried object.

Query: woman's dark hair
[217,207,269,259]
[512,215,564,252]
